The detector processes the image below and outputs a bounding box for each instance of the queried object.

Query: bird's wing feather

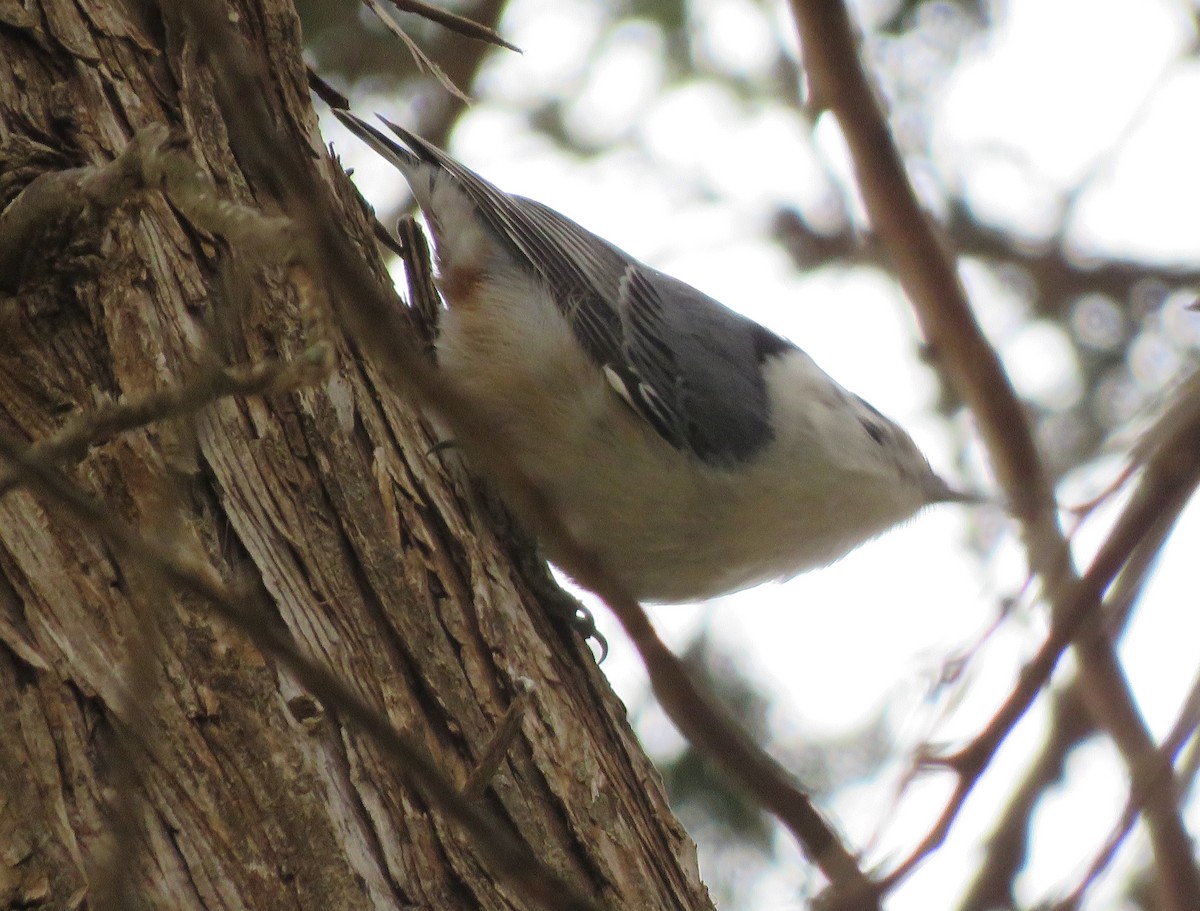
[358,113,797,465]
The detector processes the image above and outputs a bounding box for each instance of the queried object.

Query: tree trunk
[0,1,712,908]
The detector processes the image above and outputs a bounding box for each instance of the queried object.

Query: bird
[334,109,975,604]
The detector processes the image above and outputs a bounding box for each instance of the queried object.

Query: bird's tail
[332,109,423,174]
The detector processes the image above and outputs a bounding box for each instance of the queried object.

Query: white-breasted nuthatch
[335,110,975,604]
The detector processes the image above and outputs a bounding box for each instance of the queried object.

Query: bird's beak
[929,475,991,506]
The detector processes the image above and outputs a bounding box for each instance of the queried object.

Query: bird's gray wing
[375,117,796,465]
[609,260,796,463]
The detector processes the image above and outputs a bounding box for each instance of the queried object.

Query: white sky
[332,0,1200,906]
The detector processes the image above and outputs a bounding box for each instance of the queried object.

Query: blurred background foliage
[300,0,1200,906]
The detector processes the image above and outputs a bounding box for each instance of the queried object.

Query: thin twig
[1055,671,1200,910]
[954,683,1093,911]
[957,502,1175,911]
[0,353,329,499]
[383,0,520,52]
[882,373,1200,890]
[363,0,470,103]
[601,585,879,911]
[462,684,531,801]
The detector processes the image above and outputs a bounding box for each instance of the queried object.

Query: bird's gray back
[378,119,797,465]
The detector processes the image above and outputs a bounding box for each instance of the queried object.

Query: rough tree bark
[0,0,713,908]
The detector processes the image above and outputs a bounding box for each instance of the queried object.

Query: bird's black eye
[860,419,888,445]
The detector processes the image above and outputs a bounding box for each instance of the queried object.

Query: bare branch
[955,683,1094,911]
[885,371,1200,891]
[1057,670,1200,910]
[958,505,1176,911]
[774,202,1200,324]
[0,350,330,499]
[790,1,1056,530]
[787,3,1200,907]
